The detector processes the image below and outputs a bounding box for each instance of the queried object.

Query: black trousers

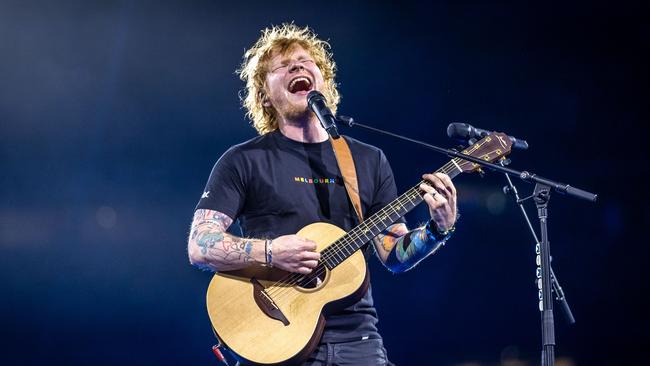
[301,338,393,366]
[235,338,393,366]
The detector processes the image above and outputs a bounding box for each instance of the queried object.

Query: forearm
[377,222,453,273]
[187,209,266,272]
[189,228,266,272]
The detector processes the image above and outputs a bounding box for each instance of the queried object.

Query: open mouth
[288,76,313,94]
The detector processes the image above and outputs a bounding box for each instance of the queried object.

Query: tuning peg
[499,157,512,166]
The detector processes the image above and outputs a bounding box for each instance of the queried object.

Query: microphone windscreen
[447,123,471,139]
[307,90,325,106]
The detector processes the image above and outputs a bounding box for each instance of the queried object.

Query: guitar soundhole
[296,262,327,290]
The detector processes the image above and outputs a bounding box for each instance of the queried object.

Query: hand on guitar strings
[271,235,321,274]
[420,173,458,232]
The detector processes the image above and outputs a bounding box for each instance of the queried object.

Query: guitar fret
[322,143,503,270]
[324,255,334,269]
[405,191,413,204]
[450,158,462,172]
[340,245,351,262]
[369,218,381,232]
[332,248,344,263]
[310,134,511,297]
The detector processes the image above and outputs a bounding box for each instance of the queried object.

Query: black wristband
[425,220,455,241]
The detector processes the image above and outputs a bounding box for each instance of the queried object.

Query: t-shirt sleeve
[367,149,406,225]
[195,147,247,220]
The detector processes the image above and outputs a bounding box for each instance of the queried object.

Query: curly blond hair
[237,23,340,135]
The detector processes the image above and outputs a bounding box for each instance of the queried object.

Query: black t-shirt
[196,129,403,342]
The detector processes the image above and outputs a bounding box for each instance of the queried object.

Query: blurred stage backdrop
[1,0,648,365]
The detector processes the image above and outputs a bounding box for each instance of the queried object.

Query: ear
[260,91,272,108]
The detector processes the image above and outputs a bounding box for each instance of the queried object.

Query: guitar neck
[321,158,464,270]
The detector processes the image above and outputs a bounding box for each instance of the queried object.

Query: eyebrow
[273,54,312,67]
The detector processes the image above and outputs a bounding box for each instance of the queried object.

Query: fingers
[302,240,318,251]
[296,267,312,275]
[302,259,319,268]
[419,183,441,197]
[294,260,319,274]
[421,186,445,205]
[301,251,321,261]
[422,173,456,198]
[421,187,447,211]
[420,173,458,231]
[295,250,319,274]
[273,235,327,274]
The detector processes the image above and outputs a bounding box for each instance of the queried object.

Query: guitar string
[265,151,482,303]
[263,146,486,302]
[265,159,468,304]
[265,183,426,303]
[265,184,426,303]
[268,143,494,300]
[265,144,486,293]
[263,140,490,302]
[264,159,464,302]
[265,163,460,304]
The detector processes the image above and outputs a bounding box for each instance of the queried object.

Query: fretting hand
[419,173,457,232]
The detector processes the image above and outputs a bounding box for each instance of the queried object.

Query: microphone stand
[338,117,596,201]
[498,159,576,366]
[337,116,596,366]
[500,159,576,326]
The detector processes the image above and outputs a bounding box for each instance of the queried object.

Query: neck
[278,115,329,143]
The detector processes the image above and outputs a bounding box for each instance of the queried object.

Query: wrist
[425,220,455,241]
[250,239,268,266]
[264,239,274,267]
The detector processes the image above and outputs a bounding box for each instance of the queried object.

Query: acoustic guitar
[206,133,513,365]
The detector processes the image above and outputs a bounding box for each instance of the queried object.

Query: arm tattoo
[196,231,225,255]
[192,209,232,231]
[374,224,408,252]
[376,222,451,273]
[189,209,259,271]
[394,228,434,263]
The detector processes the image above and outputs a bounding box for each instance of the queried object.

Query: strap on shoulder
[330,136,364,222]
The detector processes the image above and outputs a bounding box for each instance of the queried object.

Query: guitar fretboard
[321,159,463,270]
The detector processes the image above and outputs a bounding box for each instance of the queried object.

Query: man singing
[188,23,458,365]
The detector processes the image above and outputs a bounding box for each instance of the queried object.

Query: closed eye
[272,64,288,72]
[271,59,315,72]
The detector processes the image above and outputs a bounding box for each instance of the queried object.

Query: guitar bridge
[251,277,290,326]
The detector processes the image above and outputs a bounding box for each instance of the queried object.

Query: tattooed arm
[372,173,457,273]
[188,209,321,273]
[373,223,451,273]
[187,209,265,271]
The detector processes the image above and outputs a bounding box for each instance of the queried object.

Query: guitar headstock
[456,132,513,173]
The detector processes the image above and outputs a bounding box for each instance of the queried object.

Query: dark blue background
[1,0,648,365]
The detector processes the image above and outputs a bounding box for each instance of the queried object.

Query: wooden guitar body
[206,222,369,365]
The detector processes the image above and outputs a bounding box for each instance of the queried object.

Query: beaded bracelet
[265,239,273,267]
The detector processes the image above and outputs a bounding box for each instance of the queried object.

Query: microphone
[307,90,340,139]
[447,122,529,150]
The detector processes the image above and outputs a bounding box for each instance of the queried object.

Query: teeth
[289,77,311,90]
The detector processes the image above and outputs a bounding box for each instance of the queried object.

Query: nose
[289,61,304,72]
